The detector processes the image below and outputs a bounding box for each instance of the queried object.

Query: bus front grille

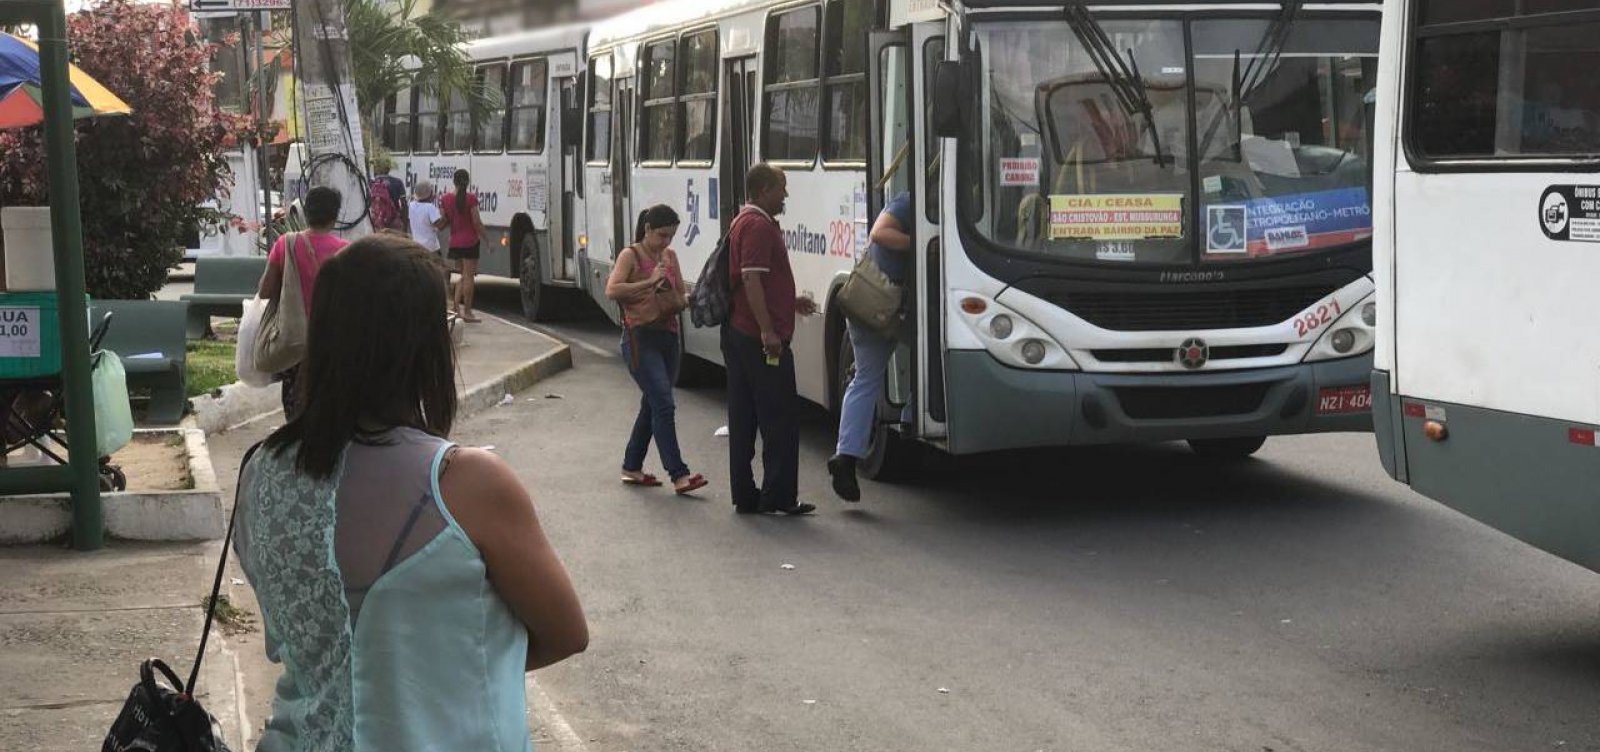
[1056,286,1335,331]
[1091,344,1289,363]
[1112,383,1271,420]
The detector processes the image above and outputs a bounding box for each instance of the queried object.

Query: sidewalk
[0,311,570,751]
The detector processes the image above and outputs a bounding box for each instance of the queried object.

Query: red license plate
[1317,385,1372,415]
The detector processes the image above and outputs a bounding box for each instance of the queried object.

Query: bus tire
[833,326,916,483]
[1186,436,1267,459]
[518,231,562,322]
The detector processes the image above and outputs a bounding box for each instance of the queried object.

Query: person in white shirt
[408,180,443,254]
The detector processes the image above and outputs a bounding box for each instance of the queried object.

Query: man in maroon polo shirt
[722,163,818,515]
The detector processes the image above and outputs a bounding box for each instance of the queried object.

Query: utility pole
[256,11,272,226]
[293,0,370,237]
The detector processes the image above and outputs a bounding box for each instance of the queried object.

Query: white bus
[1372,0,1600,571]
[574,0,1383,476]
[378,24,590,321]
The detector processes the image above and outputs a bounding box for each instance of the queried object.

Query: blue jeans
[621,327,690,480]
[836,319,912,459]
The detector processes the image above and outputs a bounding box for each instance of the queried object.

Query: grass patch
[185,339,235,398]
[201,593,256,635]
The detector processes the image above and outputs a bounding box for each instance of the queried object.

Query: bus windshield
[973,15,1379,266]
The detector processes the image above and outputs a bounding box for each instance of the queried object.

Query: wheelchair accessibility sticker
[1207,205,1247,254]
[1539,185,1600,242]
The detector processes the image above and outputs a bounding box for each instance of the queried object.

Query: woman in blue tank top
[235,234,589,751]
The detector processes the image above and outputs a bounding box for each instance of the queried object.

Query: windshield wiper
[1063,4,1167,167]
[1239,0,1303,103]
[1196,0,1304,166]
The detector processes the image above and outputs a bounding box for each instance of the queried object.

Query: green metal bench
[88,299,188,425]
[179,256,266,338]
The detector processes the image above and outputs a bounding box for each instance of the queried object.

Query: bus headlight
[1304,292,1376,362]
[952,290,1078,371]
[989,314,1014,339]
[1021,339,1047,364]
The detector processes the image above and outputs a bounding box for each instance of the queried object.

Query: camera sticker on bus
[1206,205,1248,253]
[1049,194,1183,241]
[1539,185,1600,242]
[1234,187,1372,256]
[999,158,1040,187]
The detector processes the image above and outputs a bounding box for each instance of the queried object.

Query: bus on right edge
[1373,0,1600,571]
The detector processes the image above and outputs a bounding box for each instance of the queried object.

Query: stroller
[0,310,128,491]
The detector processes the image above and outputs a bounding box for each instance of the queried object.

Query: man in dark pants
[722,163,818,515]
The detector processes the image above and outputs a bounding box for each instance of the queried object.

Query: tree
[0,0,269,300]
[342,0,495,144]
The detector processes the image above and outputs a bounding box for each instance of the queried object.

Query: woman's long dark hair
[632,204,681,243]
[265,235,457,478]
[453,169,470,216]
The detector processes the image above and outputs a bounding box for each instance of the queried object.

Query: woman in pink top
[604,205,706,495]
[438,168,487,323]
[257,186,349,417]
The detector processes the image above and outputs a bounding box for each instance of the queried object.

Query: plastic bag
[235,297,273,388]
[91,350,133,457]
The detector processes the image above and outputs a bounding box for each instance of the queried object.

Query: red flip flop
[621,473,662,487]
[674,474,709,495]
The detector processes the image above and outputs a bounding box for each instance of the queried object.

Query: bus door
[555,75,578,281]
[720,56,758,233]
[611,75,635,259]
[869,30,915,414]
[911,23,947,438]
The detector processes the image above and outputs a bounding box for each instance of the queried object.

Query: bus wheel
[833,326,916,482]
[519,232,561,322]
[1186,436,1267,459]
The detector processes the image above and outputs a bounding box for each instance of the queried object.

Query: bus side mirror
[932,61,965,138]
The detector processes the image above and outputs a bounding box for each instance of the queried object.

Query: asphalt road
[430,279,1600,750]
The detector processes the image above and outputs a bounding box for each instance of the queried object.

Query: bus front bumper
[942,351,1375,455]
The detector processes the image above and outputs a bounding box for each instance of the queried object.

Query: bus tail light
[1423,420,1448,441]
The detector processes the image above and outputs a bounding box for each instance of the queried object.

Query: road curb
[458,343,575,418]
[0,428,225,543]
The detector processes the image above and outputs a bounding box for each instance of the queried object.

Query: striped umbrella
[0,32,129,130]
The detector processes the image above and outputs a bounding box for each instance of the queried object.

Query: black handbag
[103,444,260,752]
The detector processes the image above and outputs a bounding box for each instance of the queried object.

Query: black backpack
[689,231,736,328]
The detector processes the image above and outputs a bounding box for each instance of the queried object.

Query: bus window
[640,38,677,164]
[587,54,613,164]
[385,87,414,154]
[442,86,473,153]
[476,64,508,153]
[1411,1,1600,160]
[510,59,549,152]
[822,0,869,163]
[415,85,442,154]
[679,29,718,162]
[1191,18,1377,260]
[764,5,821,163]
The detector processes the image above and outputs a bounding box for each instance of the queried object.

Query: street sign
[189,0,292,12]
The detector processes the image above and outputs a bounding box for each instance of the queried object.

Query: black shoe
[827,455,861,502]
[734,504,763,515]
[760,502,817,516]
